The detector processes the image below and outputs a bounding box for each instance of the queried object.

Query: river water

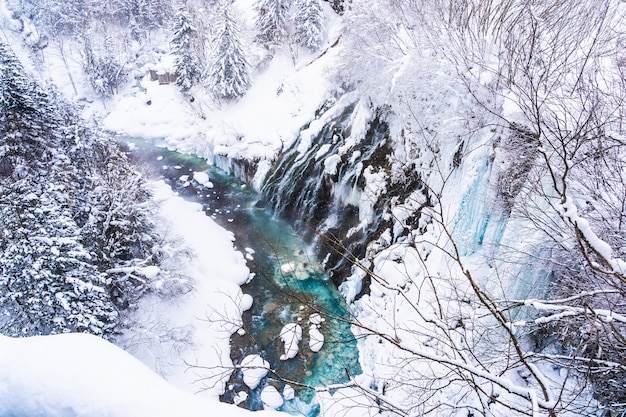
[124,138,361,416]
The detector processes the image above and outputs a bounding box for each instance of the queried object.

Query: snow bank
[0,333,283,417]
[117,180,252,397]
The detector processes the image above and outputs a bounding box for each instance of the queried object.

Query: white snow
[116,181,252,397]
[309,326,325,352]
[136,265,161,279]
[283,384,296,401]
[324,154,342,176]
[279,323,303,360]
[240,293,254,311]
[309,313,324,325]
[234,390,249,405]
[2,0,612,414]
[280,262,297,274]
[192,171,213,188]
[0,333,284,417]
[240,354,270,389]
[260,385,284,410]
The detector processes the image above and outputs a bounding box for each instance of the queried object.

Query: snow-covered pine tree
[119,0,172,32]
[206,4,250,101]
[170,5,201,91]
[1,42,163,338]
[0,41,55,177]
[0,181,119,337]
[0,42,119,337]
[255,0,289,44]
[293,0,325,51]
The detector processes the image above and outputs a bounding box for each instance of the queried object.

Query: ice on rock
[260,385,283,410]
[279,323,302,360]
[309,326,324,353]
[240,354,270,389]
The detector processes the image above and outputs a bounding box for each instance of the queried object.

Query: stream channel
[124,138,362,416]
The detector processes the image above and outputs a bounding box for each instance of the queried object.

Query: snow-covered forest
[1,0,625,416]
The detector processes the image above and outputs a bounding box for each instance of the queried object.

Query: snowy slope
[0,332,284,417]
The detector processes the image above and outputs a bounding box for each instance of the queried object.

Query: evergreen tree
[207,4,251,101]
[0,41,55,178]
[255,0,289,44]
[0,181,118,337]
[293,0,325,51]
[0,42,161,338]
[118,0,172,33]
[0,42,117,336]
[170,5,201,91]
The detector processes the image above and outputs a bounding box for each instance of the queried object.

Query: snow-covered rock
[283,384,295,401]
[280,262,297,274]
[193,171,214,188]
[260,385,284,410]
[279,323,302,360]
[240,354,270,389]
[309,326,324,352]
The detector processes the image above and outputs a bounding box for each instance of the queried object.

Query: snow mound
[279,323,302,360]
[0,333,284,417]
[193,171,214,188]
[240,293,254,311]
[309,326,324,353]
[240,354,270,389]
[261,385,284,410]
[283,384,295,400]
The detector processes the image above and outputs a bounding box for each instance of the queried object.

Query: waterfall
[260,99,394,287]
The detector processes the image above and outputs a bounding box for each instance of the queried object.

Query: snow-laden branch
[316,376,411,416]
[352,318,557,414]
[559,195,626,282]
[512,300,626,326]
[528,352,626,373]
[500,289,626,327]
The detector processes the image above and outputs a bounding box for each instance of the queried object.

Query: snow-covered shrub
[83,39,127,98]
